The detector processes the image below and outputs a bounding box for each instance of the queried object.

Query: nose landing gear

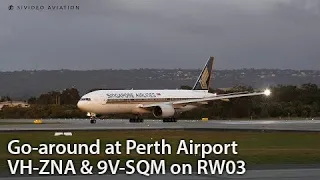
[90,117,96,124]
[87,112,97,124]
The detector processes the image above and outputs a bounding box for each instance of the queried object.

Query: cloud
[0,0,319,71]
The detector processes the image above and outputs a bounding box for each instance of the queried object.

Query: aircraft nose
[77,97,92,111]
[77,100,84,110]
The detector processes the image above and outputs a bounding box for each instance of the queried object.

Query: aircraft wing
[139,89,271,108]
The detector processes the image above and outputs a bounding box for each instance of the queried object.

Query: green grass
[1,130,320,171]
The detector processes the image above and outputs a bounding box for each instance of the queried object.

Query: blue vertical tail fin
[192,56,214,91]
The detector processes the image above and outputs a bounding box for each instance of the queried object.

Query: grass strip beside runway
[1,130,320,171]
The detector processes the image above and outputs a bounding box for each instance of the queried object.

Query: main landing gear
[129,116,144,123]
[163,117,177,122]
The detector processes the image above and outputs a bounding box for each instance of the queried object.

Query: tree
[27,97,37,104]
[0,96,11,102]
[60,88,80,105]
[180,85,192,90]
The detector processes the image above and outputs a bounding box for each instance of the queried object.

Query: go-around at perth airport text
[7,139,246,176]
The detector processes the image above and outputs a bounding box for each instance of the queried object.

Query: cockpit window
[81,98,91,101]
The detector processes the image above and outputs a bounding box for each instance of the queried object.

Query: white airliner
[77,57,271,124]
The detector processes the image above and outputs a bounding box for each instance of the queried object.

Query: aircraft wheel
[129,117,143,123]
[129,118,136,123]
[90,119,96,124]
[163,118,177,123]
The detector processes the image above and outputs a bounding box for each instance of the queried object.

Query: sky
[0,0,320,71]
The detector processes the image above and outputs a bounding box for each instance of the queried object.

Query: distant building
[0,101,30,110]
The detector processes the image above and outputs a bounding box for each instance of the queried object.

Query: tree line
[1,84,320,119]
[181,83,320,119]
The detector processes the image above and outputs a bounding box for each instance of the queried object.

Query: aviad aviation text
[7,139,246,176]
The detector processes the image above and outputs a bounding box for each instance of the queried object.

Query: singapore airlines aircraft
[77,57,271,124]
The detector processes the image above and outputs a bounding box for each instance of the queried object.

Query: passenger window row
[80,98,91,101]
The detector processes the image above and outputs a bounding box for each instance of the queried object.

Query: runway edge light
[202,117,209,121]
[34,119,43,124]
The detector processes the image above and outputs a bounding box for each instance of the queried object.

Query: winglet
[192,56,214,91]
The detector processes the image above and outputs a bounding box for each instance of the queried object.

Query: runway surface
[0,119,320,132]
[2,168,320,180]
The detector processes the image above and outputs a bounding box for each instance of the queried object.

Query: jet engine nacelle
[152,104,175,118]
